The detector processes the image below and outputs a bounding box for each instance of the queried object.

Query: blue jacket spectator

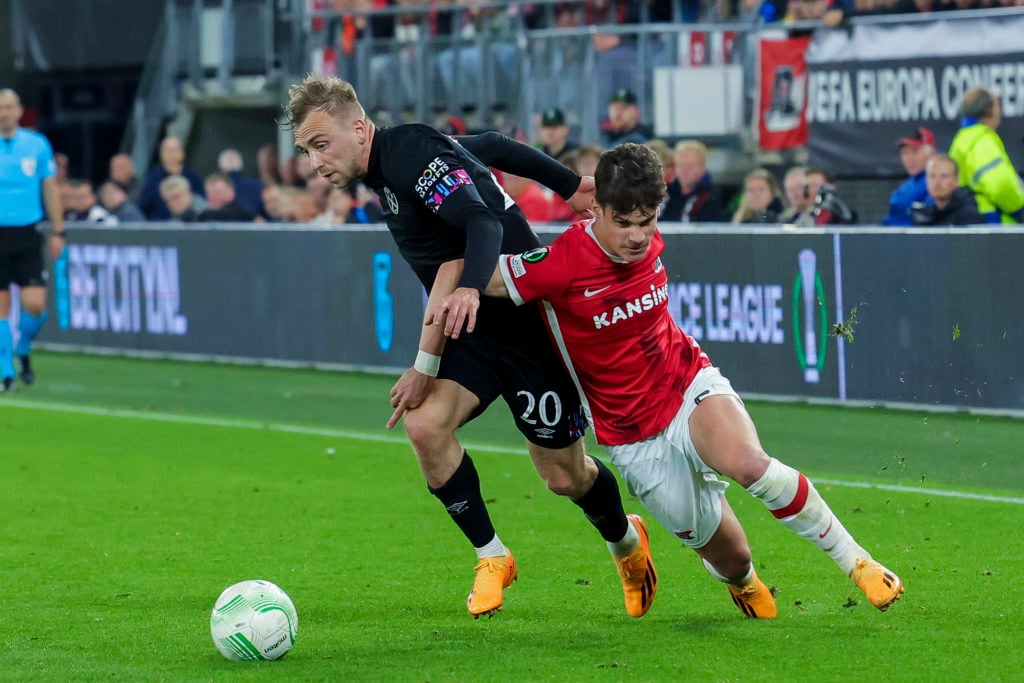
[218,148,264,218]
[882,128,934,226]
[661,140,727,223]
[137,136,205,220]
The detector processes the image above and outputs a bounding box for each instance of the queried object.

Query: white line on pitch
[6,398,1024,505]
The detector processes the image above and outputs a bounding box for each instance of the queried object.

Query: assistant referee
[0,88,64,392]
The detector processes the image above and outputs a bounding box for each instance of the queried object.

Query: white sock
[702,558,754,587]
[607,517,641,557]
[746,458,870,575]
[475,534,507,559]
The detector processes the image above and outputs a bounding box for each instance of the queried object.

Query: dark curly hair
[595,143,667,217]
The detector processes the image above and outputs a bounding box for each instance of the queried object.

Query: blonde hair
[284,73,366,129]
[673,140,708,165]
[158,174,190,198]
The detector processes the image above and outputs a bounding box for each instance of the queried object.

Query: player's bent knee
[402,408,455,453]
[542,470,581,498]
[726,448,773,488]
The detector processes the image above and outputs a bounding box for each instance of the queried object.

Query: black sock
[428,451,496,548]
[573,457,629,542]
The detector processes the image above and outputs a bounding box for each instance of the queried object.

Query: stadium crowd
[56,83,1020,229]
[47,1,1022,229]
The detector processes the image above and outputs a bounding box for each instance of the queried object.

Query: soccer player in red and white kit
[432,143,904,618]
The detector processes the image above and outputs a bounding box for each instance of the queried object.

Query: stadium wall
[35,223,1024,413]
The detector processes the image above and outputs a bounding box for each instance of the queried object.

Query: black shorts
[439,295,588,449]
[0,225,47,290]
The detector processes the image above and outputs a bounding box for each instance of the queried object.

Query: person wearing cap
[881,127,935,226]
[600,88,653,149]
[537,108,577,164]
[949,87,1024,224]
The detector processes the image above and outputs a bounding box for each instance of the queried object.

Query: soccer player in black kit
[286,74,656,619]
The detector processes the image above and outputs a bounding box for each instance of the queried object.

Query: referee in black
[0,88,65,392]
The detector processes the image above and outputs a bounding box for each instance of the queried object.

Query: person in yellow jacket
[949,87,1024,224]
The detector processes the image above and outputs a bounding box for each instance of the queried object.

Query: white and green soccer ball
[210,579,299,661]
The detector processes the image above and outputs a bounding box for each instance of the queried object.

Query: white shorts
[607,366,741,549]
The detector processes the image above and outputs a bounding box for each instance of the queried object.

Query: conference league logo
[792,249,826,384]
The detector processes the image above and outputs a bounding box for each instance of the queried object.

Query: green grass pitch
[2,351,1023,681]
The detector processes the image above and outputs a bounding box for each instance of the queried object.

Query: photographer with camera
[805,167,857,226]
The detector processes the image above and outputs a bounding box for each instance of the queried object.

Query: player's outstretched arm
[457,131,582,204]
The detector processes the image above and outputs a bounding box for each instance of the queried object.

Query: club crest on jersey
[381,186,400,215]
[653,257,663,274]
[20,157,36,177]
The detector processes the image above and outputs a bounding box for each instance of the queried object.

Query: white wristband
[414,349,441,377]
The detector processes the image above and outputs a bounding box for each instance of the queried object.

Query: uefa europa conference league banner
[805,13,1024,177]
[40,225,1024,412]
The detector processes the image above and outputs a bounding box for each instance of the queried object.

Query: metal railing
[120,0,298,172]
[299,3,1015,146]
[303,2,754,143]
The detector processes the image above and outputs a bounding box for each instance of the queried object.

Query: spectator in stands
[732,169,785,224]
[259,184,285,222]
[949,87,1024,224]
[740,0,787,23]
[645,139,675,184]
[108,153,139,201]
[600,89,653,149]
[314,185,379,225]
[217,148,264,217]
[806,167,857,225]
[54,152,70,184]
[436,1,519,111]
[352,181,384,222]
[64,179,117,224]
[257,144,281,186]
[278,155,304,188]
[537,108,577,164]
[591,30,639,118]
[826,1,851,27]
[58,180,74,216]
[314,185,352,226]
[563,143,602,180]
[882,127,934,226]
[288,189,320,223]
[911,154,984,226]
[99,181,145,222]
[305,173,332,217]
[138,136,205,220]
[199,173,255,222]
[159,174,208,222]
[500,172,553,223]
[548,144,600,224]
[661,140,727,223]
[779,166,814,225]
